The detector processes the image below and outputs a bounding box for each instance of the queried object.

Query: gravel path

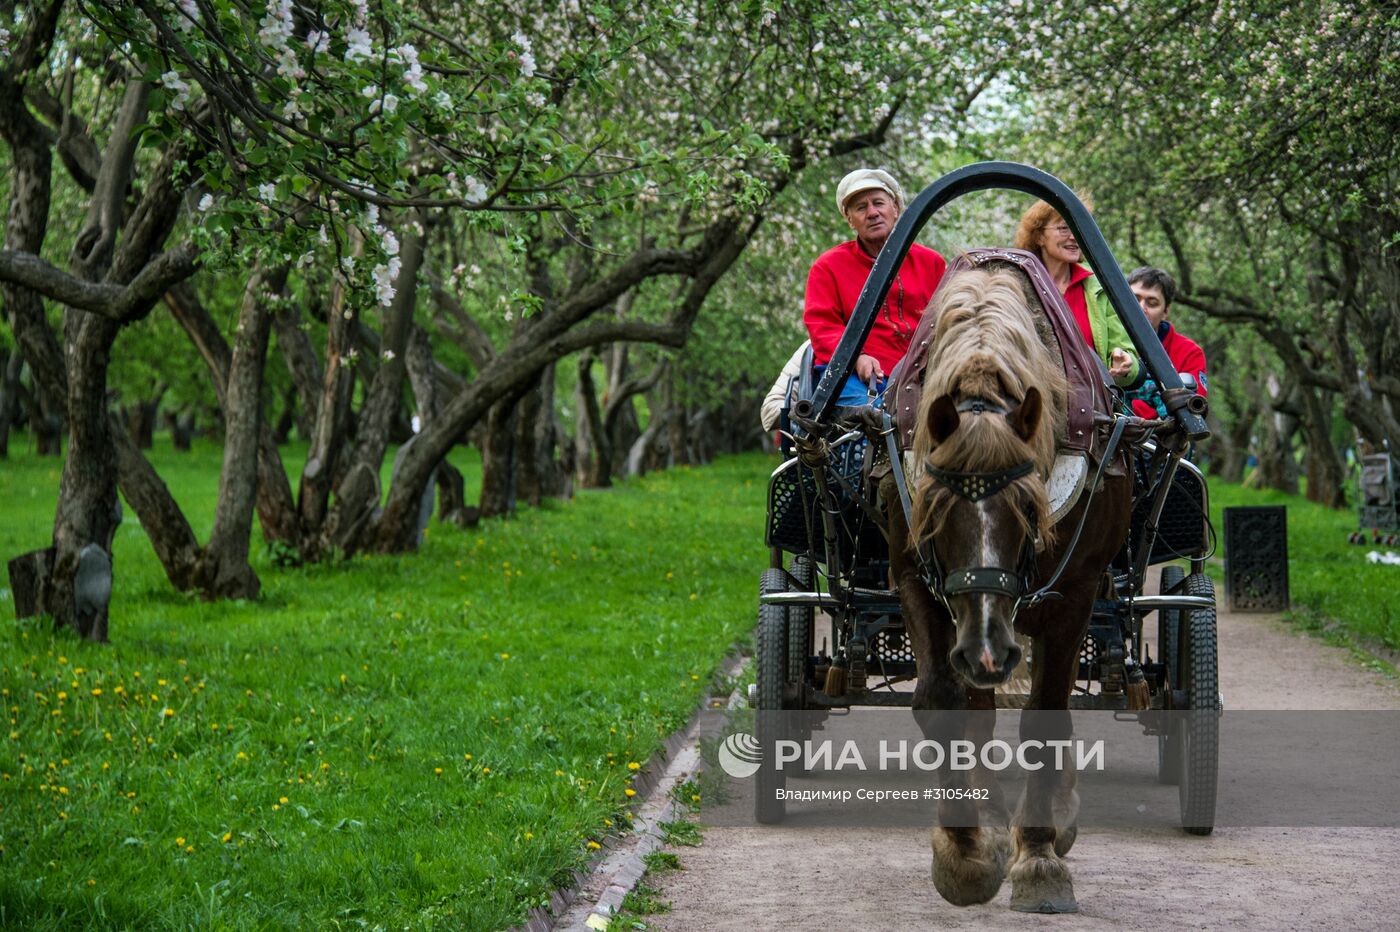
[647,603,1400,930]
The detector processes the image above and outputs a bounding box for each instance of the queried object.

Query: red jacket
[803,241,947,373]
[1131,322,1208,418]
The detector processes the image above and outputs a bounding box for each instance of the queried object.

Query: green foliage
[0,442,773,929]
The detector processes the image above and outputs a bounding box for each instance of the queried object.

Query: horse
[883,262,1133,913]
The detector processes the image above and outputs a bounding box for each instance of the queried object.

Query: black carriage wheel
[1156,564,1186,785]
[755,570,789,824]
[786,557,814,697]
[1177,572,1218,835]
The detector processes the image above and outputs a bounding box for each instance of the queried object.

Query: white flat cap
[836,168,904,215]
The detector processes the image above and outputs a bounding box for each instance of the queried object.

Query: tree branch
[0,243,200,320]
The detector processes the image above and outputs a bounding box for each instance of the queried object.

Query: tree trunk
[167,410,195,450]
[272,386,296,444]
[124,383,165,449]
[0,347,20,457]
[574,350,611,488]
[272,298,322,442]
[190,266,288,599]
[478,396,520,519]
[1254,379,1300,494]
[164,282,300,545]
[325,213,425,555]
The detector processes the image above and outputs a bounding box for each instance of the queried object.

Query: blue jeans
[815,366,886,407]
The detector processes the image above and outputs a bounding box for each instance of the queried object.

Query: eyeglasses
[1046,223,1072,235]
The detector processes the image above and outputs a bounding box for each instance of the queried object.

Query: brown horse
[884,264,1133,913]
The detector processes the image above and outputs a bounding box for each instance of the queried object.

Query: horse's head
[908,265,1067,689]
[914,387,1050,687]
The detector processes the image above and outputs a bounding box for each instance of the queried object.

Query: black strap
[944,566,1023,599]
[924,460,1035,502]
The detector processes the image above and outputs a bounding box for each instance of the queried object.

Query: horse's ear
[927,394,960,445]
[1009,387,1042,441]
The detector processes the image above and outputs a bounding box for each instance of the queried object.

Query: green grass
[0,436,776,930]
[1207,479,1400,653]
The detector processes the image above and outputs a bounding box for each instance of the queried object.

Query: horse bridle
[912,397,1042,612]
[885,396,1132,620]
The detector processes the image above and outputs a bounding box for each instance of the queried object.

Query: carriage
[754,163,1220,841]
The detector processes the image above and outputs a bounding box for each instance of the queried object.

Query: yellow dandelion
[236,751,248,760]
[481,766,491,774]
[434,767,443,776]
[464,753,473,761]
[175,837,186,846]
[627,762,641,771]
[691,794,701,802]
[162,708,174,718]
[524,832,534,840]
[222,832,232,843]
[272,804,280,811]
[499,653,509,660]
[185,845,194,853]
[625,788,636,798]
[689,593,698,601]
[90,688,103,696]
[57,692,67,701]
[58,656,68,665]
[87,878,96,886]
[691,674,700,681]
[279,796,289,804]
[604,819,613,827]
[587,841,601,850]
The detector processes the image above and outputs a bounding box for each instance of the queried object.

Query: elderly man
[1125,266,1208,419]
[804,168,947,406]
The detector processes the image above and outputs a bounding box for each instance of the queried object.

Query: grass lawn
[1208,479,1400,653]
[0,436,775,929]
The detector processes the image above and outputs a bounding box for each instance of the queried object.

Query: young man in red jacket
[803,168,947,407]
[1125,266,1208,419]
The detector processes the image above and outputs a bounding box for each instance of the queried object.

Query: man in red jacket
[803,168,947,406]
[1125,266,1208,419]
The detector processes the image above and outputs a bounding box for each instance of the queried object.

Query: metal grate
[1125,460,1209,564]
[1076,632,1101,684]
[766,439,874,556]
[1224,506,1289,611]
[874,628,915,664]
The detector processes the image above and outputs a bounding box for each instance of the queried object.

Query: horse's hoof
[1053,822,1078,857]
[1008,854,1077,914]
[1010,894,1080,914]
[931,826,1009,906]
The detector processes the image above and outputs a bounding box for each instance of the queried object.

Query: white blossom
[197,193,213,211]
[433,90,453,112]
[176,0,199,32]
[526,91,546,108]
[257,0,294,51]
[306,29,329,55]
[382,93,399,114]
[160,70,192,111]
[463,176,489,204]
[345,26,373,63]
[382,349,396,361]
[257,182,276,201]
[392,44,428,94]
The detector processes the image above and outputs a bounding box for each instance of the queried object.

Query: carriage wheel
[755,570,789,824]
[1156,564,1186,785]
[786,557,814,699]
[1177,572,1219,835]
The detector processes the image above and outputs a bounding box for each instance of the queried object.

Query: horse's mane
[909,265,1069,545]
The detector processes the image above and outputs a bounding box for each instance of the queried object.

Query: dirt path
[648,605,1400,930]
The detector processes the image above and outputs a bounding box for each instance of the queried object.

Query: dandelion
[587,840,601,850]
[279,796,289,804]
[222,831,232,843]
[627,762,641,771]
[524,832,534,840]
[434,767,443,776]
[176,837,186,846]
[481,767,491,774]
[464,754,473,761]
[163,708,174,718]
[625,788,636,798]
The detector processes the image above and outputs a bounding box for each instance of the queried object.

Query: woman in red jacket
[803,168,947,407]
